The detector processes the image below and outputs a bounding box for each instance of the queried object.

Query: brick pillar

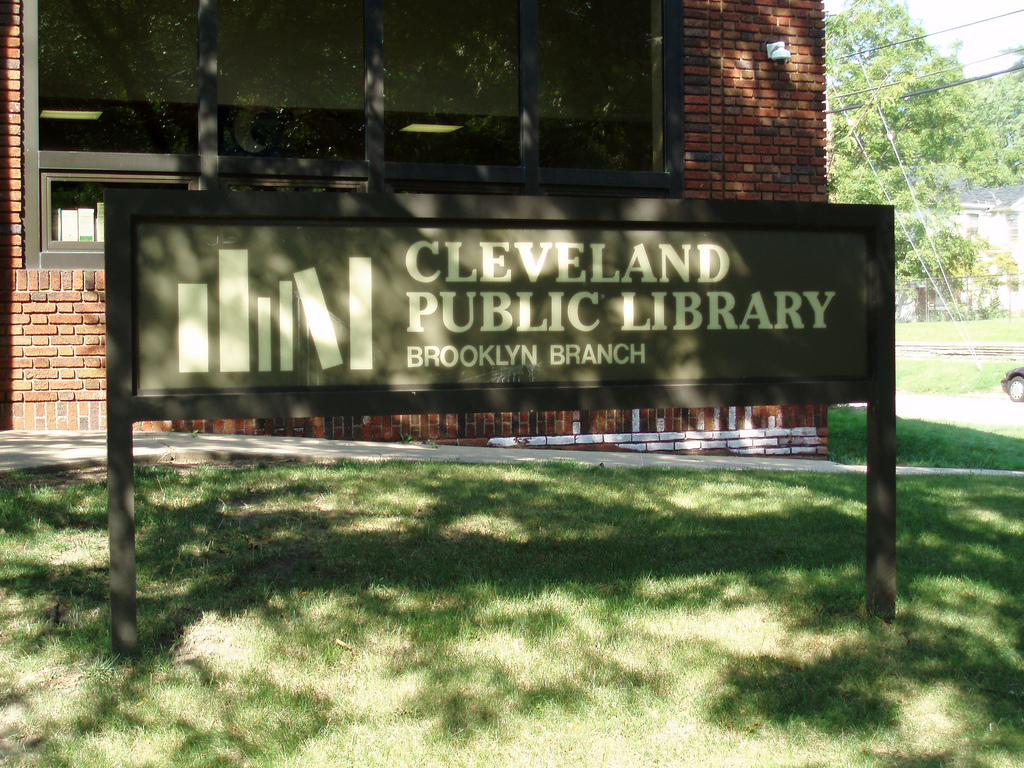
[0,0,23,429]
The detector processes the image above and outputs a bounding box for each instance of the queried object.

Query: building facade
[1,0,830,455]
[958,183,1024,270]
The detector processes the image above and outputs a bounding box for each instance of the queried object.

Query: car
[1001,366,1024,402]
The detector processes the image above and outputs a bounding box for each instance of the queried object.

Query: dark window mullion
[520,0,539,193]
[365,0,385,192]
[198,0,218,189]
[663,0,684,197]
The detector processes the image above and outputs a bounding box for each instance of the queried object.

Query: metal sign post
[866,214,897,619]
[106,192,895,655]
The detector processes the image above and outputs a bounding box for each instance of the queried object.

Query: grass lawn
[895,318,1023,396]
[896,359,1012,397]
[2,460,1023,767]
[836,341,1024,467]
[828,406,1024,470]
[896,318,1024,344]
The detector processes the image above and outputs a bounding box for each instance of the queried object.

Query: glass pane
[39,0,198,154]
[49,180,190,244]
[539,0,663,171]
[219,0,363,160]
[384,0,519,166]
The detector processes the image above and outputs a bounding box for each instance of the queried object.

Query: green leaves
[826,0,1021,281]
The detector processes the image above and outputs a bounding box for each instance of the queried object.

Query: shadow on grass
[2,461,1023,763]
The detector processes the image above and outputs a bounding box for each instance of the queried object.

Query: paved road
[895,391,1024,427]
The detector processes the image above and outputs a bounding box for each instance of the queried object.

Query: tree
[825,0,1009,281]
[970,53,1024,181]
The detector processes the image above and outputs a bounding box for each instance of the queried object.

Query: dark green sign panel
[135,219,868,394]
[106,192,897,657]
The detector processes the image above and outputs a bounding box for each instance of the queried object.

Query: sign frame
[106,191,896,656]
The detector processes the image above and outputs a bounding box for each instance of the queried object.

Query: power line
[827,82,978,356]
[834,8,1024,61]
[860,61,966,328]
[826,62,1024,115]
[905,62,1024,97]
[830,47,1024,101]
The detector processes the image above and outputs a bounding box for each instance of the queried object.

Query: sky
[823,0,1024,78]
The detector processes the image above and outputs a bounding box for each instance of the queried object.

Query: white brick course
[486,423,826,457]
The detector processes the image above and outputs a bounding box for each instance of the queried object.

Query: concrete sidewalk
[1,429,1021,477]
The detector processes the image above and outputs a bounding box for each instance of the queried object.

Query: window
[218,0,364,161]
[539,0,663,171]
[38,0,197,154]
[384,0,520,166]
[27,0,679,268]
[45,176,194,252]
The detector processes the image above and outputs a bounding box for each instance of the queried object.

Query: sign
[135,222,868,394]
[111,192,887,416]
[105,192,896,656]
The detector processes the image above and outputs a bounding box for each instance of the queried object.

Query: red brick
[22,392,58,402]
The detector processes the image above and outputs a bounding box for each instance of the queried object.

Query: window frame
[24,0,683,269]
[41,172,200,268]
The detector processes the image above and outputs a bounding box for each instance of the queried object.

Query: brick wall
[487,406,828,456]
[1,0,22,429]
[1,0,830,457]
[135,405,829,457]
[684,0,827,200]
[5,270,106,430]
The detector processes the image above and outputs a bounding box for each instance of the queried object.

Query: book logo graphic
[176,249,373,375]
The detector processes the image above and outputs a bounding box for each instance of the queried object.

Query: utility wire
[831,47,1024,101]
[831,91,966,343]
[826,12,1018,349]
[834,8,1024,61]
[857,62,981,365]
[833,68,898,140]
[826,62,1024,115]
[826,76,980,359]
[904,62,1024,97]
[862,61,958,307]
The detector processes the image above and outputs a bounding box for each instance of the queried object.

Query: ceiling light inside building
[40,109,103,120]
[400,123,463,134]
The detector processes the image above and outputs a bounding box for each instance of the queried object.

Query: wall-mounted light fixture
[766,41,792,62]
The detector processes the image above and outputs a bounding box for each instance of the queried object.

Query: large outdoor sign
[135,222,868,394]
[106,192,896,656]
[111,193,889,417]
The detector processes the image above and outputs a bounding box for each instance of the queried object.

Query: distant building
[897,183,1024,323]
[958,184,1024,270]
